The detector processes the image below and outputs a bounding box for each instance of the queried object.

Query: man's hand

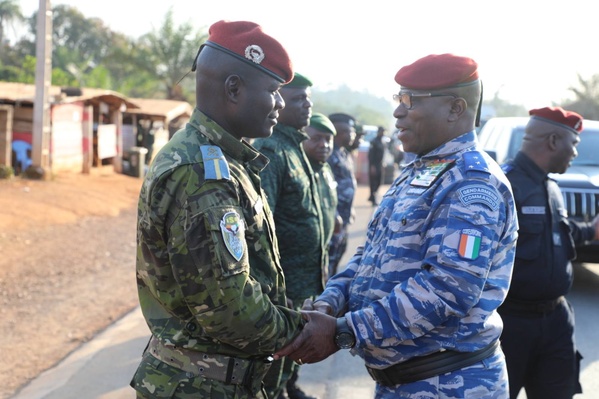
[302,298,333,315]
[274,310,338,364]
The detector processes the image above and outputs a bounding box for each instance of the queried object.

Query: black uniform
[499,151,595,399]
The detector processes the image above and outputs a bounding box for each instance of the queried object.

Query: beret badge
[245,44,265,64]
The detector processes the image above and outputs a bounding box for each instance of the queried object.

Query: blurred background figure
[367,126,386,205]
[303,113,339,280]
[253,73,323,399]
[326,113,357,276]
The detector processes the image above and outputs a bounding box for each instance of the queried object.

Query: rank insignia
[458,229,482,260]
[220,211,245,261]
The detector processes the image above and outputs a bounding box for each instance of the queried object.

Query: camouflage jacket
[253,124,327,301]
[327,145,357,227]
[317,131,519,368]
[310,159,338,257]
[136,109,303,358]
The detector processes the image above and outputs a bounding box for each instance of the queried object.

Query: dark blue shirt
[503,152,594,300]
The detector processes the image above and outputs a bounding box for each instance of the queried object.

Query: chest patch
[522,206,545,215]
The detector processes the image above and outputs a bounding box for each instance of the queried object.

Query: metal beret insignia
[245,44,265,64]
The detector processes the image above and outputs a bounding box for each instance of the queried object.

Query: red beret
[529,106,583,134]
[395,53,479,90]
[201,20,293,83]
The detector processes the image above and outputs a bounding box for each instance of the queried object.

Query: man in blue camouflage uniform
[130,21,304,399]
[275,54,519,399]
[303,113,339,274]
[498,107,599,399]
[253,73,322,399]
[326,113,358,276]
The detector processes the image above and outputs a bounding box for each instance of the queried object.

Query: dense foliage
[1,1,599,123]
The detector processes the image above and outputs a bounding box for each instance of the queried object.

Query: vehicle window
[506,127,526,162]
[573,129,599,166]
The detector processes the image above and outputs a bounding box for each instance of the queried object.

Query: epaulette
[200,145,231,181]
[501,163,514,174]
[463,151,490,174]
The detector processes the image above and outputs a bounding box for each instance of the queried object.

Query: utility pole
[31,0,52,176]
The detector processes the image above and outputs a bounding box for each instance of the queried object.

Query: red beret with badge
[193,20,293,84]
[395,53,479,90]
[529,106,583,134]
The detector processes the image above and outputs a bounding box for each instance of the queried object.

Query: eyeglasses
[392,91,457,110]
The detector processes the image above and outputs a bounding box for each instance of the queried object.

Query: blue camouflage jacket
[317,131,519,368]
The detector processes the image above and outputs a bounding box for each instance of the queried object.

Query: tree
[562,73,599,120]
[131,8,207,100]
[0,0,23,46]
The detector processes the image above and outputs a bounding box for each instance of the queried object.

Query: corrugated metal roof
[0,81,139,109]
[125,98,193,122]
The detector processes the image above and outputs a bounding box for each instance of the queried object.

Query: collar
[274,123,309,144]
[188,108,269,171]
[514,151,547,184]
[417,131,478,162]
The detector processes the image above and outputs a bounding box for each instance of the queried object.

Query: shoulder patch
[457,184,500,210]
[200,145,231,181]
[463,151,489,174]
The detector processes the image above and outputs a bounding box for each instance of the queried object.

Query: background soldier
[326,113,357,276]
[253,73,324,399]
[303,113,339,281]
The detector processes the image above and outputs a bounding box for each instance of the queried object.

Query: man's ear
[224,75,242,103]
[547,132,559,151]
[448,97,467,122]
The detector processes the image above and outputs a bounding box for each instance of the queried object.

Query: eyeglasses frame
[393,91,458,110]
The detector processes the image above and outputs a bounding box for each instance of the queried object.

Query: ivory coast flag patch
[458,229,482,260]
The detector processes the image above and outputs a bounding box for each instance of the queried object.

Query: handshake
[274,299,354,365]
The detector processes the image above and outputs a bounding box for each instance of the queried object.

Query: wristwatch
[334,317,356,349]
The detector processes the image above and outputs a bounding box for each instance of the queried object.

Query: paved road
[11,183,599,399]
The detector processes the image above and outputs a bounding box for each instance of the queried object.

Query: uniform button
[186,322,197,331]
[402,218,407,225]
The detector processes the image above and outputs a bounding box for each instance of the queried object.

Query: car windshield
[506,126,599,167]
[573,129,599,166]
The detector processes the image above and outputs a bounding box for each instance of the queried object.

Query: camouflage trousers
[130,339,271,399]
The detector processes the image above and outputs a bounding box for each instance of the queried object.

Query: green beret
[309,113,336,135]
[284,72,313,88]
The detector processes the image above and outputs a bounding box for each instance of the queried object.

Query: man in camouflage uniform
[130,20,304,399]
[302,113,339,277]
[326,113,357,276]
[253,73,323,399]
[275,54,519,399]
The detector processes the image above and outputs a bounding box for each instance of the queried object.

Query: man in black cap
[130,20,305,399]
[253,72,323,399]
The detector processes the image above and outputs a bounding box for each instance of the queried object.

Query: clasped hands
[274,299,339,364]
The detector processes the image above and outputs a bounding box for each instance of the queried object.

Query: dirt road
[0,168,143,399]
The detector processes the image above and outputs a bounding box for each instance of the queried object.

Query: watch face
[336,332,355,349]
